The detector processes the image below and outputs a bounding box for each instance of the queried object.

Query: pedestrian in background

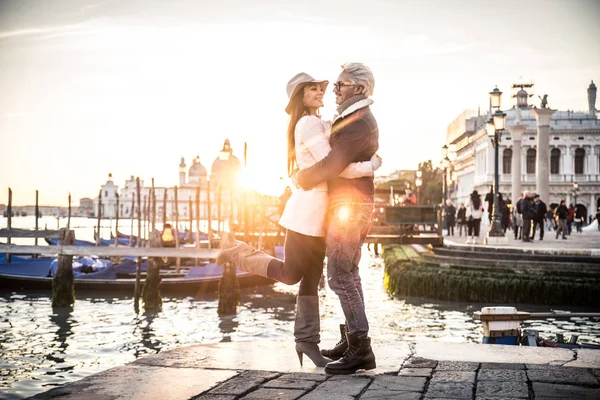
[531,194,547,241]
[521,191,535,243]
[457,203,467,237]
[466,190,483,244]
[555,200,568,239]
[445,199,456,236]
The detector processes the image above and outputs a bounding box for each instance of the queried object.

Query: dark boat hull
[0,272,274,295]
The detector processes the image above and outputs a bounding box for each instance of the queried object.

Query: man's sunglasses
[334,81,356,91]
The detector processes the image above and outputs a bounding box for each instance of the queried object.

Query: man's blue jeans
[325,200,373,339]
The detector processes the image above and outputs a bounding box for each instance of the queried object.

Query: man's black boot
[321,324,347,361]
[324,333,376,375]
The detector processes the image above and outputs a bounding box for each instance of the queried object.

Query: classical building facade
[446,81,600,219]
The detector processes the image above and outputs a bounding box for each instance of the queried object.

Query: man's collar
[333,97,374,123]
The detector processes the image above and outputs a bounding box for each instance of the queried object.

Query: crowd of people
[443,186,600,243]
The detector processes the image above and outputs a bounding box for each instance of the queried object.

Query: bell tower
[179,157,186,186]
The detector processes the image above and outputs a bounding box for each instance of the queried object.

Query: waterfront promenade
[29,339,600,399]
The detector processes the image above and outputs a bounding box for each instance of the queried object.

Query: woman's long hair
[471,193,481,209]
[286,86,308,177]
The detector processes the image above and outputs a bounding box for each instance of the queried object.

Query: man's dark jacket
[521,197,535,220]
[533,200,547,221]
[297,102,379,205]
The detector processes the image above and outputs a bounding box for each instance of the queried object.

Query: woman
[456,203,467,236]
[512,198,523,240]
[217,72,381,367]
[466,190,483,244]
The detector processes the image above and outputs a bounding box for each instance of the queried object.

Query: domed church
[210,139,242,190]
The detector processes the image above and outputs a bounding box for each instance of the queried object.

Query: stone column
[531,108,556,203]
[508,124,526,206]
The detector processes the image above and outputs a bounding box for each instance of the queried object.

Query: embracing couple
[217,62,380,375]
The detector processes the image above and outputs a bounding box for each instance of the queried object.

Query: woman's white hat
[285,72,328,114]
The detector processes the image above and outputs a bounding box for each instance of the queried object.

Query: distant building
[446,80,600,219]
[94,140,253,226]
[79,198,94,216]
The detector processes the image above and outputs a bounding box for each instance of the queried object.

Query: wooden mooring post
[134,177,142,310]
[195,187,200,248]
[7,188,12,262]
[34,190,39,249]
[207,180,212,249]
[130,192,135,247]
[174,186,180,273]
[142,230,163,310]
[218,232,239,315]
[67,193,71,230]
[96,189,102,246]
[52,228,75,307]
[115,193,119,247]
[189,196,193,244]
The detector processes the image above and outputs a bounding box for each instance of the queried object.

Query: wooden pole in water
[151,178,156,233]
[174,186,180,273]
[7,188,12,263]
[115,193,120,247]
[195,187,200,248]
[130,193,135,247]
[134,177,142,310]
[162,188,167,228]
[96,189,102,246]
[67,193,71,231]
[142,194,147,246]
[34,190,39,248]
[258,194,265,251]
[207,180,212,249]
[52,228,75,307]
[188,196,193,244]
[142,230,163,310]
[218,232,239,315]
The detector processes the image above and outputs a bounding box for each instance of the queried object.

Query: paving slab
[368,375,426,392]
[28,365,237,400]
[240,388,307,400]
[360,389,421,399]
[480,363,525,370]
[263,378,318,390]
[132,339,410,375]
[404,356,438,369]
[476,380,529,399]
[527,366,599,385]
[425,382,474,399]
[193,395,237,400]
[532,382,600,399]
[279,372,329,382]
[308,376,371,397]
[398,367,433,377]
[563,348,600,368]
[435,361,479,372]
[477,369,527,381]
[415,342,575,366]
[431,371,476,383]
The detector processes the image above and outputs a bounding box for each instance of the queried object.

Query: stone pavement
[29,340,600,400]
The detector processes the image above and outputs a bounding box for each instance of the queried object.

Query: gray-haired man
[297,62,379,375]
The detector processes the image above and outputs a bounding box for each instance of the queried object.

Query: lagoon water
[1,216,599,399]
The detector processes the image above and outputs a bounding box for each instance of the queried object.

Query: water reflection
[1,248,599,399]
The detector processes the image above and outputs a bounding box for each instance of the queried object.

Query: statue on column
[538,94,549,109]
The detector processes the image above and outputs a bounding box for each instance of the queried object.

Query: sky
[1,0,599,205]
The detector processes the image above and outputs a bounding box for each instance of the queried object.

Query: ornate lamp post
[487,86,507,238]
[442,145,449,204]
[415,170,422,206]
[572,182,579,206]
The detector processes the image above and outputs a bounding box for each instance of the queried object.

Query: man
[297,63,378,375]
[531,194,547,240]
[520,191,534,242]
[484,185,494,223]
[555,200,568,239]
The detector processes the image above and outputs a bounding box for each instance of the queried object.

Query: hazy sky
[1,0,599,205]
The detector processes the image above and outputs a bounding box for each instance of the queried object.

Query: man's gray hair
[342,62,375,96]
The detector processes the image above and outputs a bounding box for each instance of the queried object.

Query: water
[1,216,599,399]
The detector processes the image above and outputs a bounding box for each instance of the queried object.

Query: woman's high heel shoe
[296,342,331,367]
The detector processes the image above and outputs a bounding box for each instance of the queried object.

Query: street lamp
[572,182,579,206]
[415,170,422,206]
[442,145,449,203]
[487,86,507,238]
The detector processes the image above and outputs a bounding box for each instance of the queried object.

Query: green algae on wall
[383,245,600,306]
